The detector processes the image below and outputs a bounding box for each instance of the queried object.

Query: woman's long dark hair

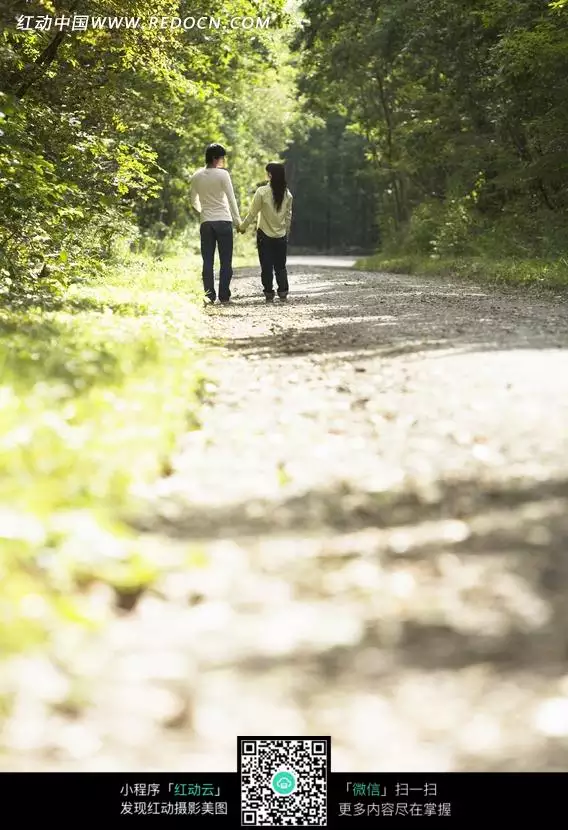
[266,162,287,212]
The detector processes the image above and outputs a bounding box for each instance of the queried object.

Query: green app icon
[271,770,297,796]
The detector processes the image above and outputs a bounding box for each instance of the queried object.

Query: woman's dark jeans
[257,229,289,297]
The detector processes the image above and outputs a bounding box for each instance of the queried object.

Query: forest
[2,0,568,278]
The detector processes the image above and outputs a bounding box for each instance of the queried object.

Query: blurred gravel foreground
[4,262,568,773]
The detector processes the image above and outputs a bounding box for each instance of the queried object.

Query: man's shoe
[219,298,232,305]
[265,295,274,303]
[278,292,288,301]
[203,296,215,307]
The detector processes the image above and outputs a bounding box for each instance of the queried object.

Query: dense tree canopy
[0,0,294,289]
[2,0,568,275]
[293,0,568,257]
[284,114,380,252]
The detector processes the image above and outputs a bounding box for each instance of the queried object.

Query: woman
[238,162,293,302]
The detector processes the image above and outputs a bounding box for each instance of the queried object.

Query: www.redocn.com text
[15,14,275,32]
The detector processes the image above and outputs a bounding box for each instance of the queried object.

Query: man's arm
[285,193,293,237]
[189,175,201,214]
[239,188,262,232]
[221,171,242,226]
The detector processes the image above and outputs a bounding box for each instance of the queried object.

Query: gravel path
[5,261,568,773]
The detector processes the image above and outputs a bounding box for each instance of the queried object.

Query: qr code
[240,737,329,826]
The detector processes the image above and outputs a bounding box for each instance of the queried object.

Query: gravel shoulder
[5,261,568,772]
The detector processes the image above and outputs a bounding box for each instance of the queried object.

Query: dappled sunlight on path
[4,264,568,772]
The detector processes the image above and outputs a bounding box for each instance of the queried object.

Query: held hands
[236,223,246,234]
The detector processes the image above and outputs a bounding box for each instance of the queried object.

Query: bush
[0,250,206,661]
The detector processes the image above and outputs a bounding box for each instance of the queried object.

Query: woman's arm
[239,188,262,232]
[285,193,293,237]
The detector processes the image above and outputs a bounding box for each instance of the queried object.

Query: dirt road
[6,260,568,772]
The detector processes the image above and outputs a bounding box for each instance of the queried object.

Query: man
[190,143,242,305]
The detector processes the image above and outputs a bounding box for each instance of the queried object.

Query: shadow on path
[135,470,568,668]
[131,264,568,772]
[222,266,568,360]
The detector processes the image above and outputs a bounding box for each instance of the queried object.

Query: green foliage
[1,0,291,286]
[283,115,380,251]
[355,252,568,288]
[223,49,299,205]
[0,251,207,656]
[389,194,484,258]
[0,0,290,662]
[295,0,568,258]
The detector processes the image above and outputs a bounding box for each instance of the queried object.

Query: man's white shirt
[189,167,242,226]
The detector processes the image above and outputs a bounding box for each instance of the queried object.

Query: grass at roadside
[355,253,568,288]
[0,248,224,659]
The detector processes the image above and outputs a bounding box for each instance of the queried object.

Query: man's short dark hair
[205,143,226,165]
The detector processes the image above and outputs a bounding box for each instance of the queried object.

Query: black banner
[0,736,564,824]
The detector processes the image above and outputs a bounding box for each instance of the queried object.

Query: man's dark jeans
[257,229,289,298]
[200,220,233,302]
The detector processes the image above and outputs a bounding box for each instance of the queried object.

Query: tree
[293,0,568,256]
[0,0,292,289]
[284,115,380,251]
